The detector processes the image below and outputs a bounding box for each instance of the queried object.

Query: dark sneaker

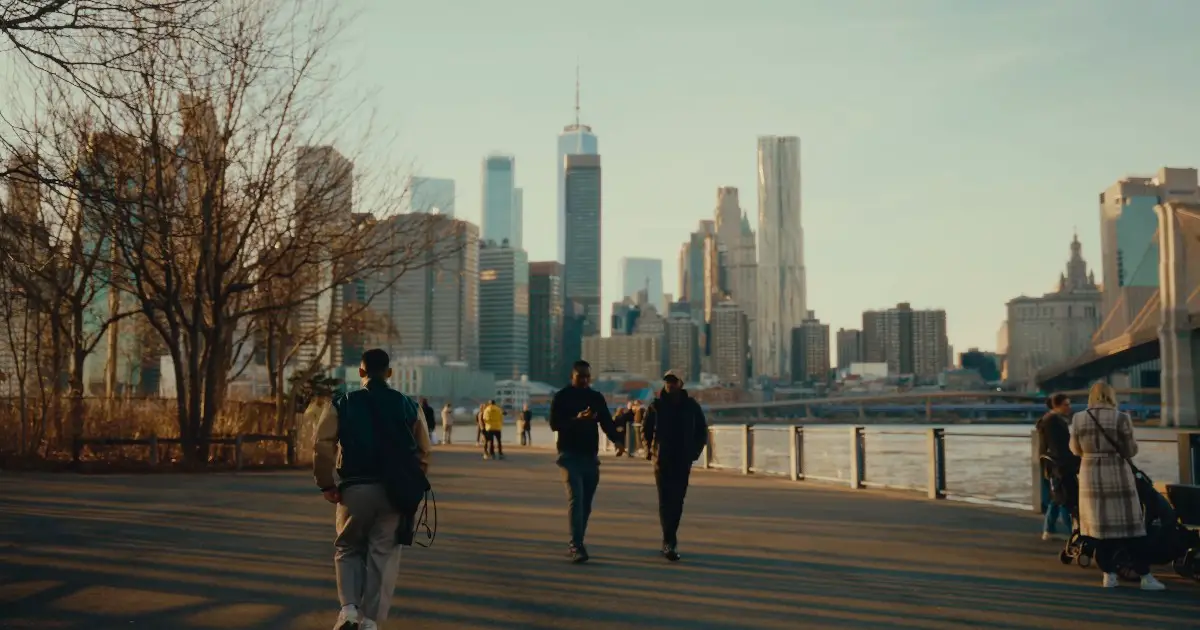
[662,544,681,562]
[569,544,590,564]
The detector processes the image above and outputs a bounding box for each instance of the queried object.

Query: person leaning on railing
[1069,381,1165,591]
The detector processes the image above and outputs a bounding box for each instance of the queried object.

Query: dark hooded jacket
[641,387,708,468]
[1036,410,1079,478]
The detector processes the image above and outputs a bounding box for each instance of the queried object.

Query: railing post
[849,426,865,489]
[789,425,804,481]
[925,398,933,422]
[1179,431,1200,485]
[1030,429,1044,513]
[741,424,753,475]
[235,434,245,471]
[286,429,297,466]
[704,428,713,469]
[927,428,945,499]
[149,434,159,467]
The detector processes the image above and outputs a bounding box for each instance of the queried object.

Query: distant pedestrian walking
[641,370,709,562]
[520,404,533,446]
[483,400,505,460]
[313,349,433,630]
[441,402,455,445]
[476,403,486,446]
[549,360,621,563]
[612,403,634,456]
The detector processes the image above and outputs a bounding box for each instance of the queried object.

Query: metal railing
[73,431,298,469]
[698,424,1200,511]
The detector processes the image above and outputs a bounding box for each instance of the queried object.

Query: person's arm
[640,403,657,453]
[1068,414,1082,457]
[691,400,709,461]
[548,392,565,432]
[313,400,340,491]
[595,394,620,443]
[411,413,433,474]
[1117,411,1139,460]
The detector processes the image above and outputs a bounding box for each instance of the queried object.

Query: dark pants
[557,453,600,547]
[655,463,692,546]
[520,424,531,446]
[484,430,503,457]
[1095,536,1150,576]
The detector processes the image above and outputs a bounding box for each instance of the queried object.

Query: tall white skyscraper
[482,154,518,245]
[556,68,598,264]
[755,136,806,380]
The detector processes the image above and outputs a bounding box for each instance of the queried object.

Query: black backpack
[361,390,432,546]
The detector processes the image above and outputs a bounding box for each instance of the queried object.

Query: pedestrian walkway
[0,446,1197,629]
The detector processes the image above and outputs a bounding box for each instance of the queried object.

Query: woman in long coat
[1069,381,1165,590]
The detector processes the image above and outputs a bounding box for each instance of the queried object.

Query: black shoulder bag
[362,392,432,546]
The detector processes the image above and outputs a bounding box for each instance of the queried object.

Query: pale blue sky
[333,0,1200,356]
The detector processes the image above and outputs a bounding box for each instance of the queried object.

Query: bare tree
[61,0,465,464]
[0,0,218,98]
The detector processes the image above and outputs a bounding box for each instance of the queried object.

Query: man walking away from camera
[483,400,505,460]
[419,397,436,445]
[314,349,432,630]
[641,370,708,562]
[549,360,622,563]
[441,402,454,445]
[520,404,533,446]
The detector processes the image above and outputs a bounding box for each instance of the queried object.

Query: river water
[475,421,1184,508]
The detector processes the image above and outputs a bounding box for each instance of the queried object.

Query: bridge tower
[1157,202,1200,427]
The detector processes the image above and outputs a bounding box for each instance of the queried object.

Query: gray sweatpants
[335,483,402,622]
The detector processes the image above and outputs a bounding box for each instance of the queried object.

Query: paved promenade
[1,446,1198,629]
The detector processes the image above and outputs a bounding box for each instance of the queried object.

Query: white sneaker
[1041,532,1053,541]
[334,605,361,630]
[1140,575,1166,591]
[1102,573,1120,588]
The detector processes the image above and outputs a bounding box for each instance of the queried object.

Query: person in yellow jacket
[482,400,506,460]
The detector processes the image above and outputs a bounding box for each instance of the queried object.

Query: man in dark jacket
[1037,392,1079,541]
[640,370,709,562]
[549,359,621,563]
[314,349,432,630]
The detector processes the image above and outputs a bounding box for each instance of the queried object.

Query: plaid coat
[1069,406,1145,539]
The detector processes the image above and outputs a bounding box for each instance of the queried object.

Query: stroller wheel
[1059,550,1072,565]
[1078,554,1092,568]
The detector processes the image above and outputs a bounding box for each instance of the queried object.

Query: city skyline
[332,1,1200,356]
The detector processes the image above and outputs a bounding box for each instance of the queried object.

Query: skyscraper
[710,300,749,388]
[378,215,480,369]
[860,302,949,383]
[755,136,806,380]
[528,261,563,385]
[556,68,599,264]
[408,176,455,216]
[620,257,664,311]
[479,240,529,380]
[791,311,830,384]
[678,220,714,323]
[563,153,602,337]
[665,312,701,383]
[713,187,757,333]
[482,154,518,246]
[835,328,863,369]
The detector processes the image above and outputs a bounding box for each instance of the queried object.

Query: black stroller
[1166,483,1200,581]
[1054,458,1200,581]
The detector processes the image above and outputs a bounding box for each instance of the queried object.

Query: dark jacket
[313,380,427,490]
[613,408,632,428]
[1037,411,1079,478]
[549,385,619,458]
[641,388,708,468]
[421,402,436,433]
[522,409,532,425]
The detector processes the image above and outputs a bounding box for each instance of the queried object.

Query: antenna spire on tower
[574,61,581,126]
